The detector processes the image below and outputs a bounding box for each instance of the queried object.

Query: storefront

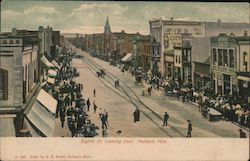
[237,72,250,104]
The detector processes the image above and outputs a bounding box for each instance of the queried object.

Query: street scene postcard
[0,1,249,161]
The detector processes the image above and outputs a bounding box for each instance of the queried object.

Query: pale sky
[1,1,249,34]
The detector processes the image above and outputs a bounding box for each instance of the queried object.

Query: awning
[51,60,60,69]
[0,116,16,137]
[121,53,132,62]
[36,89,57,114]
[26,89,57,137]
[238,75,250,82]
[48,69,57,78]
[47,77,55,84]
[41,55,55,68]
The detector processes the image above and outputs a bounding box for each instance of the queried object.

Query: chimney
[12,28,17,35]
[218,19,221,27]
[244,30,248,36]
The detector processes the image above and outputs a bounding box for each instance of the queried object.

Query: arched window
[2,40,7,44]
[16,40,20,44]
[9,40,14,44]
[0,68,8,100]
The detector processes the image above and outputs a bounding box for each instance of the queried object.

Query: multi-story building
[211,34,250,99]
[132,35,152,70]
[191,37,211,90]
[0,30,39,136]
[149,17,250,76]
[173,33,192,84]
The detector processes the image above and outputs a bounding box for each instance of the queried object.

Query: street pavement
[59,44,249,138]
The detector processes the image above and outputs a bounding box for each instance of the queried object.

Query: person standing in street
[93,89,96,97]
[136,108,140,122]
[187,120,192,138]
[86,98,90,111]
[93,101,97,113]
[163,112,169,127]
[133,110,137,122]
[101,114,108,129]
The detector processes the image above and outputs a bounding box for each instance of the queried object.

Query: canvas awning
[47,77,55,84]
[36,89,57,114]
[237,75,250,82]
[121,53,132,62]
[41,55,55,68]
[48,69,57,78]
[26,89,57,137]
[51,60,60,69]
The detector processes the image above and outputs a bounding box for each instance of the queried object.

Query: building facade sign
[163,25,204,36]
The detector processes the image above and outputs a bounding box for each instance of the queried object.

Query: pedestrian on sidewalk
[93,89,96,97]
[59,108,66,128]
[86,98,90,111]
[163,112,169,127]
[187,120,192,138]
[93,101,97,113]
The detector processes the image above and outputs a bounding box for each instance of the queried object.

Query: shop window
[0,68,8,100]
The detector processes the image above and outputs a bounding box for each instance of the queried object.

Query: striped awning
[26,89,57,137]
[48,69,57,78]
[41,55,55,68]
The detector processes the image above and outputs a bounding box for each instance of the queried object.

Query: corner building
[149,17,250,76]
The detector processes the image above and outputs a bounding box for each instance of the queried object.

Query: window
[16,40,20,44]
[9,40,14,44]
[213,48,217,65]
[0,68,8,100]
[178,56,181,64]
[183,50,187,62]
[223,49,228,67]
[2,40,7,44]
[229,50,234,68]
[218,49,223,66]
[243,52,248,71]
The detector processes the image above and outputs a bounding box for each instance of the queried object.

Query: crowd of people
[50,47,99,137]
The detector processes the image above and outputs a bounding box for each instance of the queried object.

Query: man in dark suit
[163,112,169,127]
[187,120,192,138]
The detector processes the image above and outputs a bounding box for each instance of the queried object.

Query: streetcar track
[76,55,187,137]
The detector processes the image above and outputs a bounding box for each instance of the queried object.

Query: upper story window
[9,40,14,44]
[218,49,223,66]
[0,68,8,100]
[212,48,217,65]
[2,40,7,44]
[223,49,228,67]
[229,50,234,68]
[243,52,248,71]
[16,40,20,44]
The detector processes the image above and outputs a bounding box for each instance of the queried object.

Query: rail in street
[78,52,185,137]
